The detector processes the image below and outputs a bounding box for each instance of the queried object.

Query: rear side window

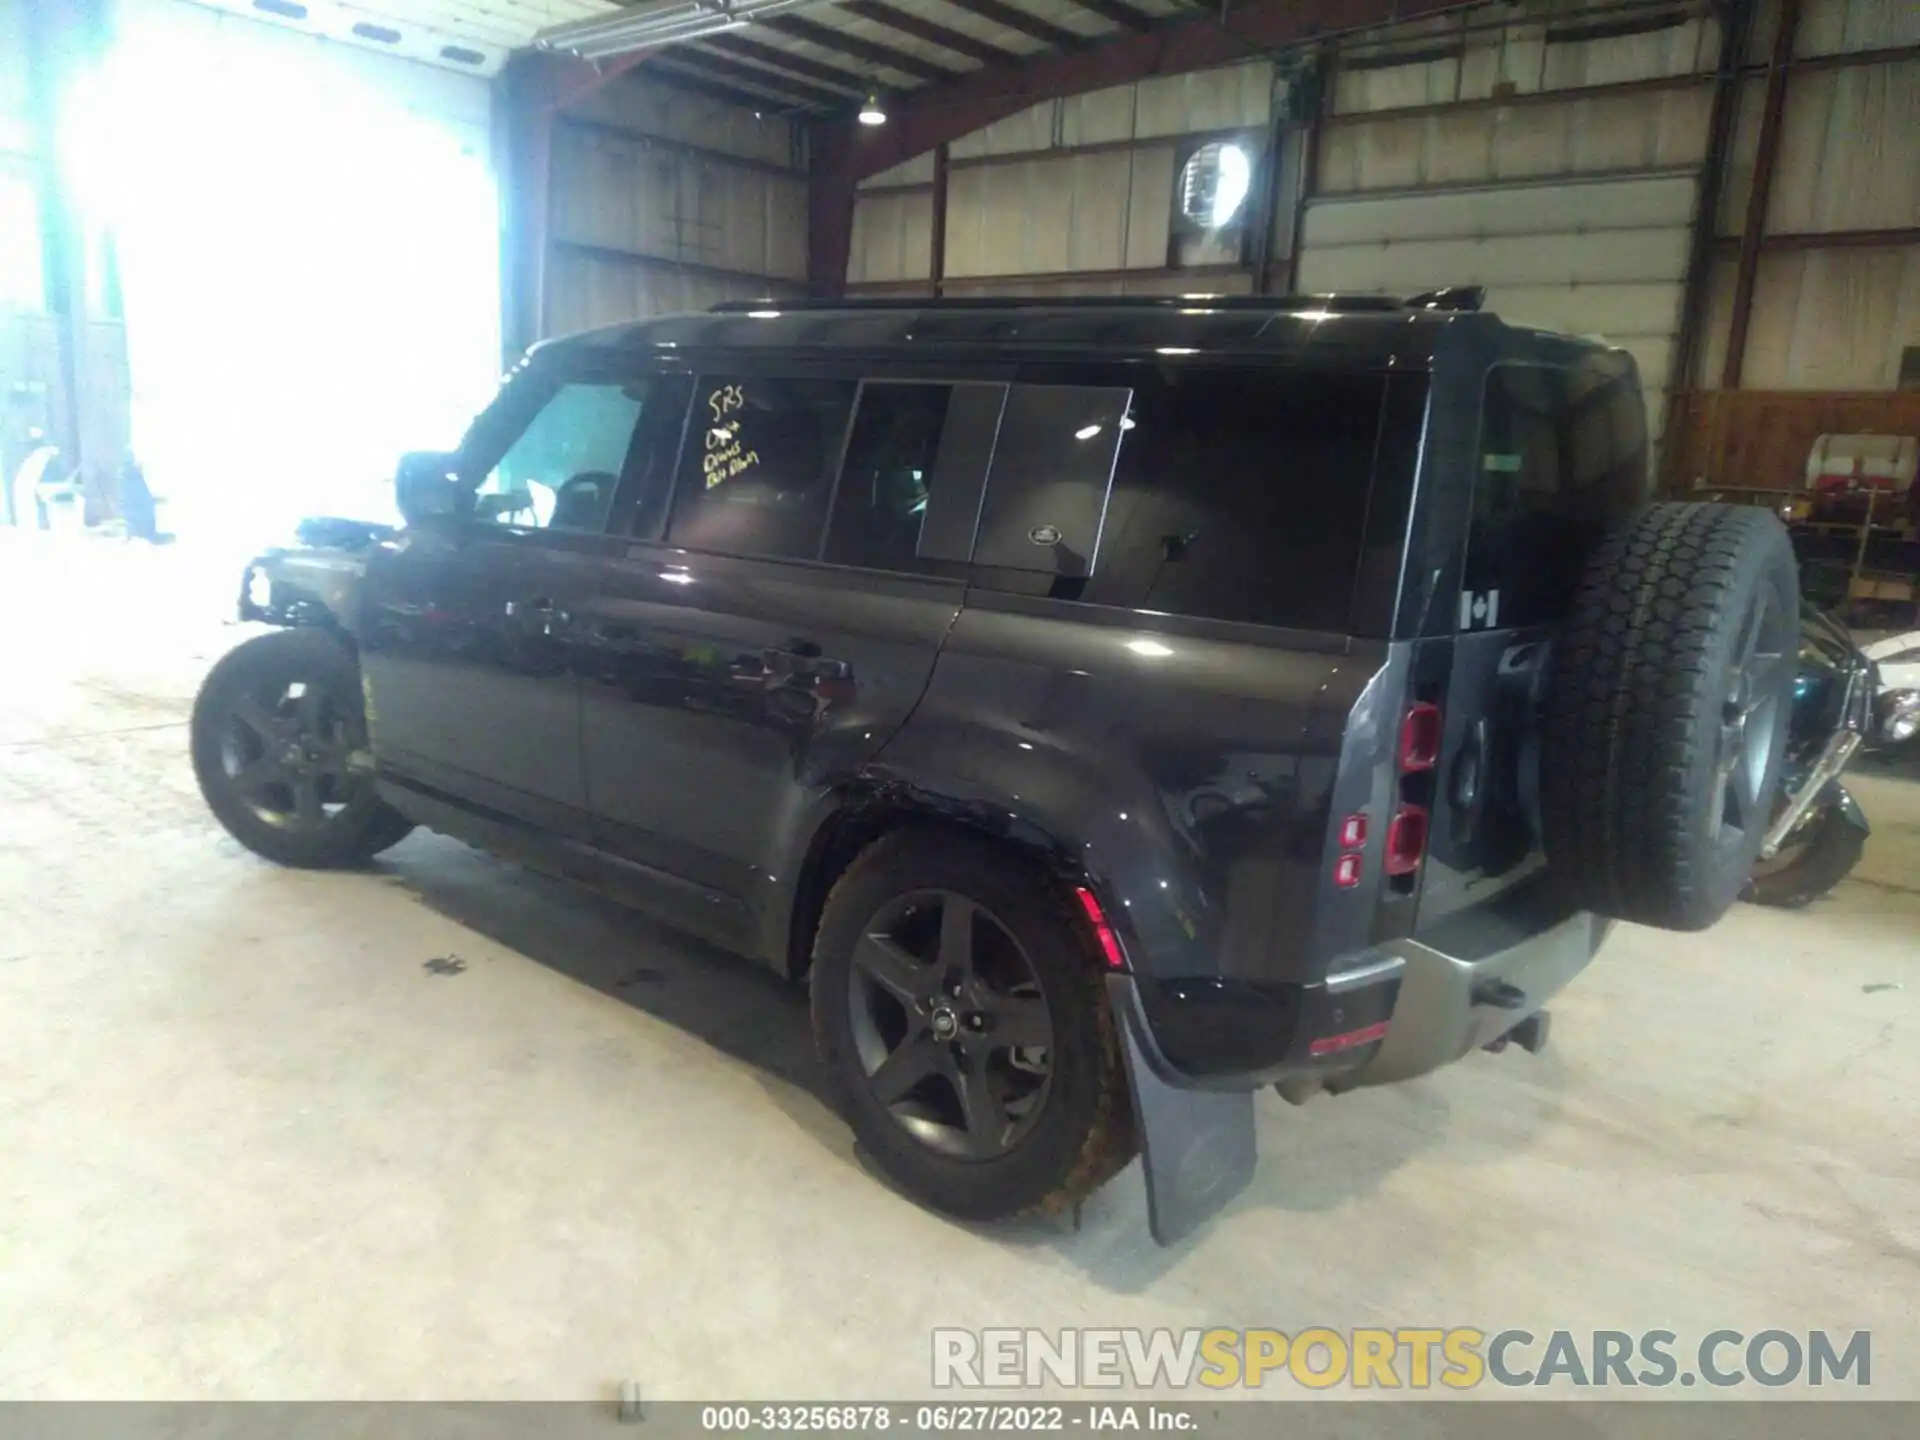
[1465,353,1646,629]
[1078,369,1387,632]
[666,376,857,559]
[971,385,1132,577]
[826,383,951,572]
[823,381,1010,573]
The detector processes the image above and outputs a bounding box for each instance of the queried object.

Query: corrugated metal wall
[544,78,808,334]
[848,59,1278,296]
[1700,0,1920,389]
[840,0,1914,414]
[1297,9,1722,442]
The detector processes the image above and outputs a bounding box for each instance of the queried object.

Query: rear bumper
[1127,907,1610,1092]
[1112,909,1611,1245]
[1341,910,1611,1087]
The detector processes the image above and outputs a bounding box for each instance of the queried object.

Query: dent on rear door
[574,550,963,949]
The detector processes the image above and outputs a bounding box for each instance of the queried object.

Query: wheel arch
[238,547,371,643]
[782,786,1107,984]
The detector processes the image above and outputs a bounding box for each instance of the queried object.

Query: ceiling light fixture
[858,93,887,126]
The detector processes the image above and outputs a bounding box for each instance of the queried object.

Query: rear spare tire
[1542,503,1798,931]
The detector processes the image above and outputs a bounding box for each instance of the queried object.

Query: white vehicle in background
[1863,631,1920,755]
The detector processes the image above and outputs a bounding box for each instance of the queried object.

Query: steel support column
[1664,0,1758,468]
[497,54,559,359]
[929,143,949,296]
[1282,54,1330,295]
[1722,0,1805,389]
[21,0,99,499]
[808,121,857,299]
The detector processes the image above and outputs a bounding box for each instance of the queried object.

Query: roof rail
[1404,286,1485,312]
[708,294,1409,315]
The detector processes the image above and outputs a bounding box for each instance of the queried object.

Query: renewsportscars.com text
[931,1328,1871,1391]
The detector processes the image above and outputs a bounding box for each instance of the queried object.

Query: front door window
[473,379,649,532]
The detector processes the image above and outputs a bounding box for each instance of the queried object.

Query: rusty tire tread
[810,827,1135,1222]
[1022,875,1136,1214]
[1541,502,1796,930]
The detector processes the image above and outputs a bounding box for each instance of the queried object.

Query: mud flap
[1106,976,1257,1246]
[1835,784,1871,837]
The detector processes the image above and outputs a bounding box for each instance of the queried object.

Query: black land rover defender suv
[192,295,1798,1242]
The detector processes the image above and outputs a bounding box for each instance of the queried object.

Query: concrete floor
[1,531,1916,1401]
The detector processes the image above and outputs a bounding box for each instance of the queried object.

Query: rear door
[1415,348,1649,925]
[571,368,1002,953]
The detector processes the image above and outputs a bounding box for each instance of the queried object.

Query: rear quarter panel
[866,597,1388,989]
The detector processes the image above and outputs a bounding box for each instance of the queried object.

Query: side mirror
[395,451,465,525]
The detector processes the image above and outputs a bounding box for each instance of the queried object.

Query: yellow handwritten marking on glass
[707,384,745,422]
[701,385,760,488]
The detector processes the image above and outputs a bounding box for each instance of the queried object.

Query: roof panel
[795,7,988,74]
[577,0,1202,98]
[341,0,617,49]
[740,30,929,93]
[999,0,1118,38]
[883,0,1049,56]
[646,53,842,113]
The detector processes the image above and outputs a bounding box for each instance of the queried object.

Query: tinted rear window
[1464,353,1647,629]
[1077,369,1387,632]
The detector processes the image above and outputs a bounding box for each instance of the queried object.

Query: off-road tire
[1743,798,1866,908]
[191,628,414,868]
[811,829,1135,1222]
[1542,503,1799,931]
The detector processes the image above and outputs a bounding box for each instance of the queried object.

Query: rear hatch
[1389,340,1650,938]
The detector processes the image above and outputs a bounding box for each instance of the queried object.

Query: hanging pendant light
[858,93,887,126]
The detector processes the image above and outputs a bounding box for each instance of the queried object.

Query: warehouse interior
[2,0,1918,1409]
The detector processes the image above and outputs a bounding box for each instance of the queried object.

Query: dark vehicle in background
[191,295,1803,1243]
[1744,606,1906,907]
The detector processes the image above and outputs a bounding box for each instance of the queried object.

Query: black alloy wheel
[190,628,414,868]
[1708,586,1794,853]
[218,678,364,835]
[847,889,1054,1161]
[810,829,1134,1221]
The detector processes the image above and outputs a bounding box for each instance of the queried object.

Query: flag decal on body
[1460,589,1501,631]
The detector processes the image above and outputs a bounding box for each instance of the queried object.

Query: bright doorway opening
[68,0,501,546]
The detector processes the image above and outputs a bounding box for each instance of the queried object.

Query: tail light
[1384,805,1430,877]
[1074,886,1126,969]
[1385,701,1440,887]
[1400,702,1442,772]
[1333,700,1440,894]
[1309,1020,1390,1057]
